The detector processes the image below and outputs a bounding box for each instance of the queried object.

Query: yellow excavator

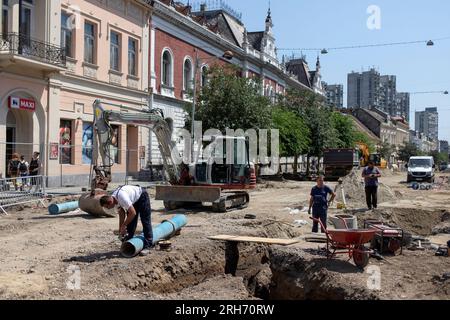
[356,142,388,169]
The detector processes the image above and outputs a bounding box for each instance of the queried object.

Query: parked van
[406,156,435,183]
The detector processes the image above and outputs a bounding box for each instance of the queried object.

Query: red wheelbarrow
[310,217,376,269]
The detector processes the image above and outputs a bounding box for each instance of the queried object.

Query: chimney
[200,3,207,12]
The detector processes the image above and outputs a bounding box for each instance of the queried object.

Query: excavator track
[212,191,250,213]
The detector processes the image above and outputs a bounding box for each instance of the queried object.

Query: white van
[406,156,435,183]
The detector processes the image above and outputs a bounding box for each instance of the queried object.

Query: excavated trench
[118,208,449,300]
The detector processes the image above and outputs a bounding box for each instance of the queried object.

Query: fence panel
[0,175,47,215]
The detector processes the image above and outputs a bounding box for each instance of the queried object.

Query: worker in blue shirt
[308,176,336,233]
[362,161,382,210]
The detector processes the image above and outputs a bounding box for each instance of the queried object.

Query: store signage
[9,96,36,111]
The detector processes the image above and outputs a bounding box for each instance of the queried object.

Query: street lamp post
[190,50,234,160]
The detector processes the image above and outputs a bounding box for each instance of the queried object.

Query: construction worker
[100,185,153,256]
[308,176,336,233]
[362,161,382,210]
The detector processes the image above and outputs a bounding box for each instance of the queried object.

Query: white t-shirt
[112,185,143,211]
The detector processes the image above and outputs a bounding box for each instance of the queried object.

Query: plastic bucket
[330,215,358,229]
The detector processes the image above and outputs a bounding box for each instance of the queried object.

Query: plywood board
[208,235,299,246]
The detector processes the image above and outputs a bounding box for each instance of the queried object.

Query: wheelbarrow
[310,217,376,269]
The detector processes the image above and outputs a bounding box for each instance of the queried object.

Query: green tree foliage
[184,66,272,132]
[398,142,423,161]
[378,141,394,160]
[430,150,449,164]
[272,107,310,157]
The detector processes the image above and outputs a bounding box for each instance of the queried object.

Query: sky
[190,0,450,141]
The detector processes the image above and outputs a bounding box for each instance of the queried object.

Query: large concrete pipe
[79,190,115,218]
[121,214,188,258]
[48,201,79,215]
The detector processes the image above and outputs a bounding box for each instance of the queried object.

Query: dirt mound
[335,168,399,207]
[352,207,444,236]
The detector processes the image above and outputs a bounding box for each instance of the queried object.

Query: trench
[121,207,449,300]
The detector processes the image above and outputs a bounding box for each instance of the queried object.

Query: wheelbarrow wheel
[353,246,370,269]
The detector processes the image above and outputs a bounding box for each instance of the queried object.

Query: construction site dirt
[0,170,449,300]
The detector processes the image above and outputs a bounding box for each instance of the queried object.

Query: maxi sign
[8,96,36,112]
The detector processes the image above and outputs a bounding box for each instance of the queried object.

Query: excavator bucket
[155,185,222,203]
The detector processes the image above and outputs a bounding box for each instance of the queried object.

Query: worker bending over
[100,185,153,256]
[309,176,336,233]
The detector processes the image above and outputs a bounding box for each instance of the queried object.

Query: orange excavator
[356,142,387,169]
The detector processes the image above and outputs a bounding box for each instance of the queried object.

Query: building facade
[149,0,317,165]
[323,83,344,108]
[439,140,449,155]
[410,130,438,153]
[0,0,152,186]
[348,69,410,122]
[415,107,439,142]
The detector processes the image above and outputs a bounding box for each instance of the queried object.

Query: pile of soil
[335,169,399,207]
[353,207,445,236]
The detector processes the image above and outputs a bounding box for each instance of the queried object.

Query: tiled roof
[247,32,264,51]
[285,59,312,88]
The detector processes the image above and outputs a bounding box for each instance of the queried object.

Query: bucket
[329,215,358,229]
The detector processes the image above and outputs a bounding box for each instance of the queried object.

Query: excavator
[79,100,256,216]
[356,142,388,169]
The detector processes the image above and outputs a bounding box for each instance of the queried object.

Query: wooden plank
[208,235,299,246]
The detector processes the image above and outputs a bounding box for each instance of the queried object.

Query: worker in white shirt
[100,185,153,256]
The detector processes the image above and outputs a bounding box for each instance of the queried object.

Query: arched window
[201,65,209,87]
[183,58,193,91]
[162,50,173,86]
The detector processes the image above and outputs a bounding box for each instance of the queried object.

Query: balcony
[0,33,66,71]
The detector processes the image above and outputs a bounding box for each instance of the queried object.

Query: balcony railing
[0,33,66,67]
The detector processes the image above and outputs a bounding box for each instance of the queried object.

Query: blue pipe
[121,214,188,258]
[48,201,79,215]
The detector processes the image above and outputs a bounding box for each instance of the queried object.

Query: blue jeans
[125,190,153,248]
[312,207,327,233]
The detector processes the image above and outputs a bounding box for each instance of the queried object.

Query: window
[128,38,137,76]
[82,122,93,165]
[183,59,193,91]
[110,31,120,71]
[61,12,73,58]
[84,22,95,64]
[20,5,31,40]
[201,65,209,87]
[162,50,172,86]
[2,6,7,40]
[110,125,120,164]
[59,120,73,165]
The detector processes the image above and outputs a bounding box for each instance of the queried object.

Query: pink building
[0,0,152,187]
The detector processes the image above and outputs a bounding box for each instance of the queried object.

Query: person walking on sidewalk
[100,185,153,256]
[362,161,382,210]
[308,176,336,233]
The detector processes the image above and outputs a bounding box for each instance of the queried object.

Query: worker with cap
[100,185,153,256]
[308,175,336,233]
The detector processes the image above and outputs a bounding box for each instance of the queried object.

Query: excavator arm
[90,99,181,194]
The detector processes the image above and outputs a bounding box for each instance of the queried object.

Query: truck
[406,156,435,183]
[323,148,359,181]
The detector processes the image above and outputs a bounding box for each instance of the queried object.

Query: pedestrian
[308,175,336,233]
[8,153,20,190]
[362,161,382,210]
[18,155,29,189]
[29,152,41,185]
[100,185,153,256]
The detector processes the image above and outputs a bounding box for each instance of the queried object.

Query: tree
[330,112,355,148]
[398,142,423,161]
[184,66,272,132]
[272,107,310,173]
[430,150,449,165]
[279,89,336,174]
[378,141,394,160]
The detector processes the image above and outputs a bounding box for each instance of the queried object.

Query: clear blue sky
[191,0,450,141]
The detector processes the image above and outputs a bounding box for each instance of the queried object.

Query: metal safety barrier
[0,175,47,215]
